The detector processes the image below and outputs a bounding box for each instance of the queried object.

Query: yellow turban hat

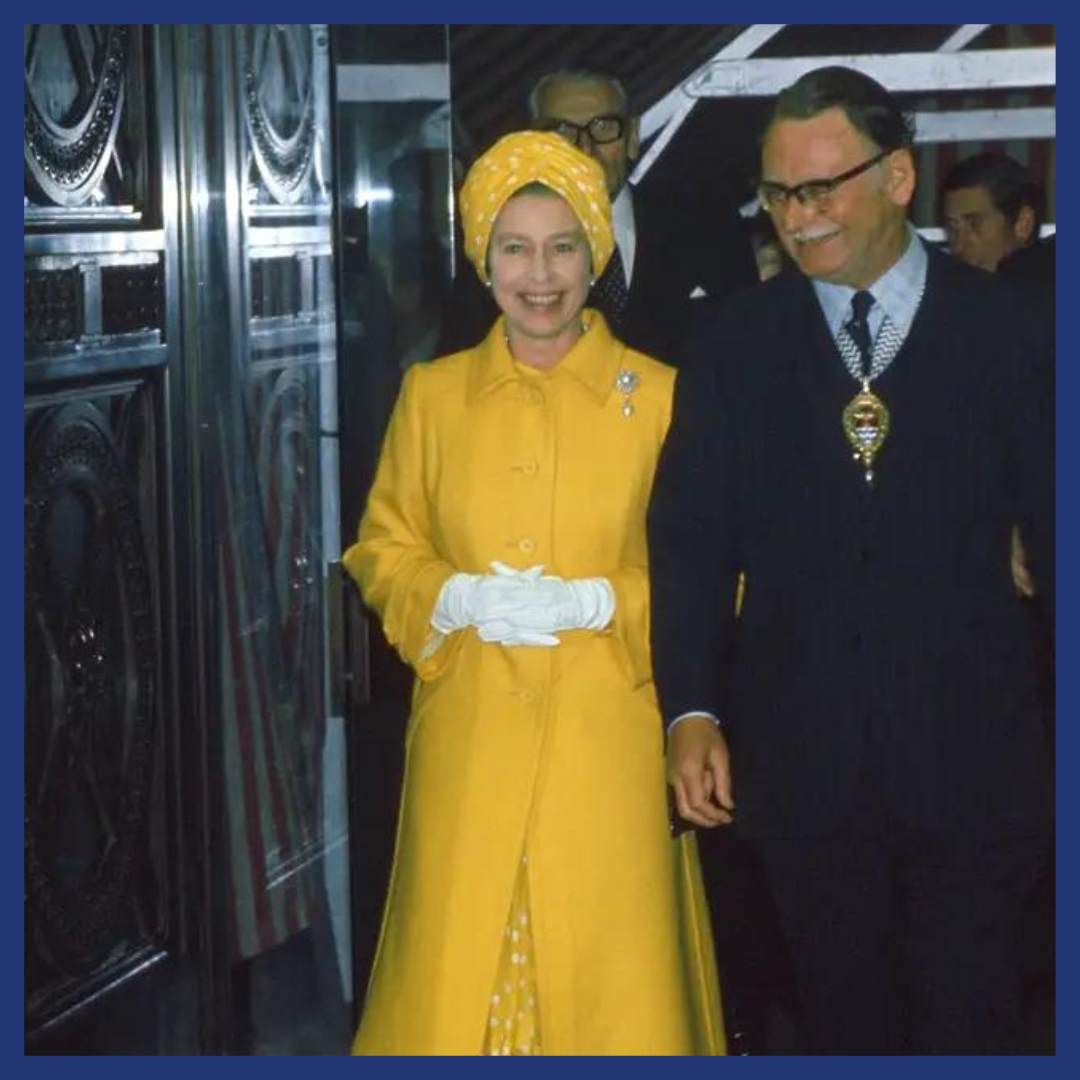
[459,130,615,285]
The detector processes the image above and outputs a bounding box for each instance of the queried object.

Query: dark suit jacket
[998,235,1056,324]
[436,182,758,364]
[647,244,1054,839]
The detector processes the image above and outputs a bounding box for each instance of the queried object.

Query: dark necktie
[590,244,630,331]
[845,290,875,377]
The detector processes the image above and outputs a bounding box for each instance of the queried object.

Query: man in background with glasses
[529,69,756,363]
[648,66,1053,1053]
[438,69,757,363]
[528,71,638,208]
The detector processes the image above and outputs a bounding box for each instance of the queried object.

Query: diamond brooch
[615,369,639,417]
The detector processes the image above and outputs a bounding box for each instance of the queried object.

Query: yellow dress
[344,312,725,1055]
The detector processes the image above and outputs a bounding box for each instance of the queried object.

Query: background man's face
[943,185,1032,272]
[534,78,640,198]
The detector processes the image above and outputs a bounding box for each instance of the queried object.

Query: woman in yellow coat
[344,131,724,1056]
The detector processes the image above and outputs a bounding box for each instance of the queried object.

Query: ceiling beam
[639,25,787,139]
[915,106,1055,143]
[631,24,786,184]
[939,24,992,52]
[684,47,1055,98]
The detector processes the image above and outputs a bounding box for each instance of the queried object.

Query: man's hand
[666,716,735,828]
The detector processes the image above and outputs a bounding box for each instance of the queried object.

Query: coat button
[520,688,536,704]
[518,538,536,554]
[522,460,538,476]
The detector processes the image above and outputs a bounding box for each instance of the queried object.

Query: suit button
[858,547,871,563]
[522,460,538,476]
[520,688,536,704]
[851,633,863,651]
[518,538,537,554]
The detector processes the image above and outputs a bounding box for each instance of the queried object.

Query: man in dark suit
[647,66,1054,1054]
[437,69,758,363]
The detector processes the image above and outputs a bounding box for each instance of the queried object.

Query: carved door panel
[183,24,352,1053]
[25,25,351,1053]
[24,25,199,1053]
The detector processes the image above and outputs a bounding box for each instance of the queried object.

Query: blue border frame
[13,12,1066,1068]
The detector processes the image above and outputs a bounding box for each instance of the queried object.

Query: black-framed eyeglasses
[757,148,894,212]
[541,114,625,147]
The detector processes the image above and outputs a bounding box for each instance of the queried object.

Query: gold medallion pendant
[842,380,890,484]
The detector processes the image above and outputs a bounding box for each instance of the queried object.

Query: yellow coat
[344,313,724,1055]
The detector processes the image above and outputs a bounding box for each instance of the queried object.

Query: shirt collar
[612,185,636,284]
[466,310,626,404]
[812,223,927,339]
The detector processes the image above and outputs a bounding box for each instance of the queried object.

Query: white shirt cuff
[666,710,722,734]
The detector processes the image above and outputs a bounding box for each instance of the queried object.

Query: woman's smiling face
[488,190,591,357]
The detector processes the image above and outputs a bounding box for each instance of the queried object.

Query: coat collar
[466,308,628,404]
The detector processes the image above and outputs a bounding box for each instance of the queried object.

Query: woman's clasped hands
[432,561,614,646]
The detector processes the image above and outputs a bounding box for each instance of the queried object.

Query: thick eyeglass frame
[542,114,625,146]
[757,148,895,212]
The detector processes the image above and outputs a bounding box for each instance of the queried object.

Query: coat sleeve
[605,566,653,690]
[342,364,460,679]
[646,311,742,725]
[1005,318,1055,627]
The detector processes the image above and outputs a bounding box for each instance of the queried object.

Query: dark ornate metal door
[25,25,351,1053]
[24,25,201,1053]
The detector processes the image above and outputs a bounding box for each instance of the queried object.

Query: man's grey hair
[527,70,632,122]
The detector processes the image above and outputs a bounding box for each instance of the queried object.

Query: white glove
[431,562,554,643]
[474,564,615,642]
[431,562,614,647]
